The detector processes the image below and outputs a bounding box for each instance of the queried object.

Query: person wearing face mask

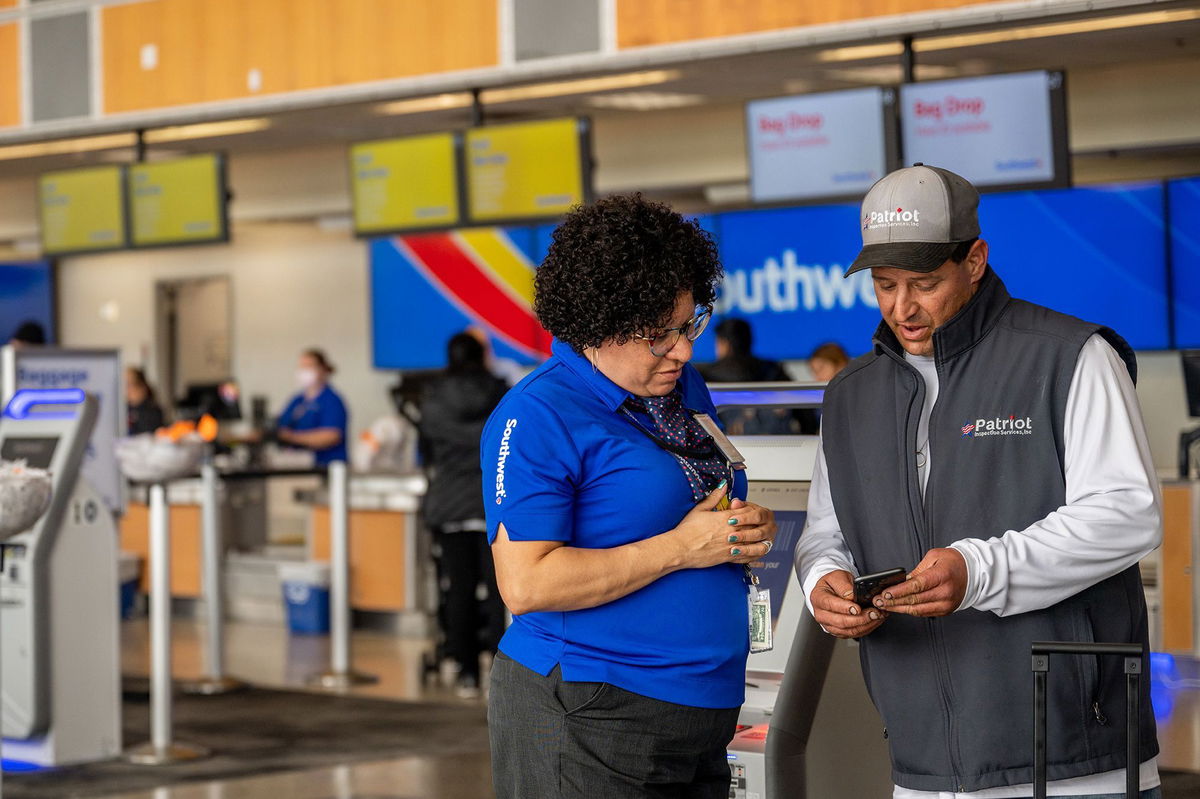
[275,348,348,466]
[482,195,777,799]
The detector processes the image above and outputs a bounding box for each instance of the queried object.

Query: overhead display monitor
[746,87,898,204]
[350,133,461,235]
[38,166,128,256]
[900,70,1070,191]
[465,117,590,224]
[128,153,228,248]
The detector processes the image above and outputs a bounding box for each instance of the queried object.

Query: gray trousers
[489,652,740,799]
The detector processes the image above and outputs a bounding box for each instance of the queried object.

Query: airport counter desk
[1157,478,1200,655]
[119,469,426,625]
[299,474,425,617]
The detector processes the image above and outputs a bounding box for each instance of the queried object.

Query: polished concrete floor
[111,618,494,799]
[48,619,1200,797]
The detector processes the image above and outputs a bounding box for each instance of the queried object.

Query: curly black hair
[534,194,723,352]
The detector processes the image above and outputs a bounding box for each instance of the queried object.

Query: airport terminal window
[0,436,59,469]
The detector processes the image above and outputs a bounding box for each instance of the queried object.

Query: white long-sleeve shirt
[796,334,1164,798]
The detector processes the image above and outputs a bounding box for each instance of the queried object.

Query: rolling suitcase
[1031,641,1145,799]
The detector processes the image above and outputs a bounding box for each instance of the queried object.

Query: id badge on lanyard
[692,414,771,652]
[621,406,772,653]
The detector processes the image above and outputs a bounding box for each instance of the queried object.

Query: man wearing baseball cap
[797,164,1162,797]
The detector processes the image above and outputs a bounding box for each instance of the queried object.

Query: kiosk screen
[754,509,805,630]
[1,436,59,469]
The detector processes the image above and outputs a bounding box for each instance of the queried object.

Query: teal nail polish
[727,517,739,526]
[731,548,741,555]
[727,534,738,543]
[716,479,728,490]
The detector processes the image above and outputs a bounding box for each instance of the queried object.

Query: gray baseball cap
[845,164,980,276]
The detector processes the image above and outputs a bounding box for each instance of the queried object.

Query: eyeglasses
[635,306,713,357]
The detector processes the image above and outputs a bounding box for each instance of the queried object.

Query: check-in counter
[117,475,267,598]
[120,496,201,597]
[1159,478,1197,653]
[303,473,427,614]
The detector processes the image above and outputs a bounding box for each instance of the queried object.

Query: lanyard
[618,400,717,460]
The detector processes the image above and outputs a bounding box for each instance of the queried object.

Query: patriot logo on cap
[845,163,981,276]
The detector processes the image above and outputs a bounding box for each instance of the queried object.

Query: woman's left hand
[725,499,777,565]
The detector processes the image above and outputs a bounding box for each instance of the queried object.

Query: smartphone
[853,567,907,607]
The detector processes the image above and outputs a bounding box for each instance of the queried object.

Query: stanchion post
[125,482,209,765]
[182,461,246,695]
[330,459,350,674]
[310,461,376,689]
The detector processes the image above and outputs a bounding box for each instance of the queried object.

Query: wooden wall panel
[0,22,18,128]
[103,0,498,114]
[617,0,1002,48]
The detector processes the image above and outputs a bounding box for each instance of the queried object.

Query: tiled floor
[33,619,1200,797]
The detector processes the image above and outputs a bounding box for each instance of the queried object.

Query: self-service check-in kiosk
[712,384,891,799]
[1,388,121,766]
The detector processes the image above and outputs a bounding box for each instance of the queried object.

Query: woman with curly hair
[481,194,777,798]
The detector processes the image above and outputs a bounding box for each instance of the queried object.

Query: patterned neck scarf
[623,390,729,502]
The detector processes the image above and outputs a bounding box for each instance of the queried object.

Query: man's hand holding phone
[871,548,968,617]
[809,569,888,639]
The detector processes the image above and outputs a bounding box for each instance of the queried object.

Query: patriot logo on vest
[963,415,1034,438]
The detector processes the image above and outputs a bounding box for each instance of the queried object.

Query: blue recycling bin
[280,562,331,635]
[118,551,142,620]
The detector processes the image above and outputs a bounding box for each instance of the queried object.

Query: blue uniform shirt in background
[277,384,349,466]
[481,339,749,709]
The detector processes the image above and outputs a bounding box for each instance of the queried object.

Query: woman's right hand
[671,483,775,570]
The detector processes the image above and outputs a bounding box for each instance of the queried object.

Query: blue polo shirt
[481,340,749,709]
[277,384,348,466]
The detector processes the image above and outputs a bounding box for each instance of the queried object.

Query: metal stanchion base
[124,741,210,765]
[307,669,379,690]
[180,675,250,695]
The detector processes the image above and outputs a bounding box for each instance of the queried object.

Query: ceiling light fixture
[375,93,474,116]
[0,132,137,162]
[480,69,682,104]
[143,117,272,143]
[817,8,1200,62]
[586,91,706,111]
[375,70,683,115]
[918,7,1200,51]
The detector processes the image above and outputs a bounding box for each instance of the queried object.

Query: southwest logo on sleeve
[494,418,518,504]
[863,207,921,231]
[961,415,1033,438]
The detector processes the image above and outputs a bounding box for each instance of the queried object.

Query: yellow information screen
[466,118,585,222]
[351,133,460,233]
[39,166,127,255]
[129,154,226,247]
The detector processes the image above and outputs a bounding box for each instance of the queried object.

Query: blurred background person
[125,366,165,435]
[700,317,815,434]
[419,332,509,698]
[466,326,529,387]
[275,348,348,466]
[701,317,788,384]
[808,341,850,383]
[8,320,46,349]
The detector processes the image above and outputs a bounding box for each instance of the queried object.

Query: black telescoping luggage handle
[1031,641,1144,799]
